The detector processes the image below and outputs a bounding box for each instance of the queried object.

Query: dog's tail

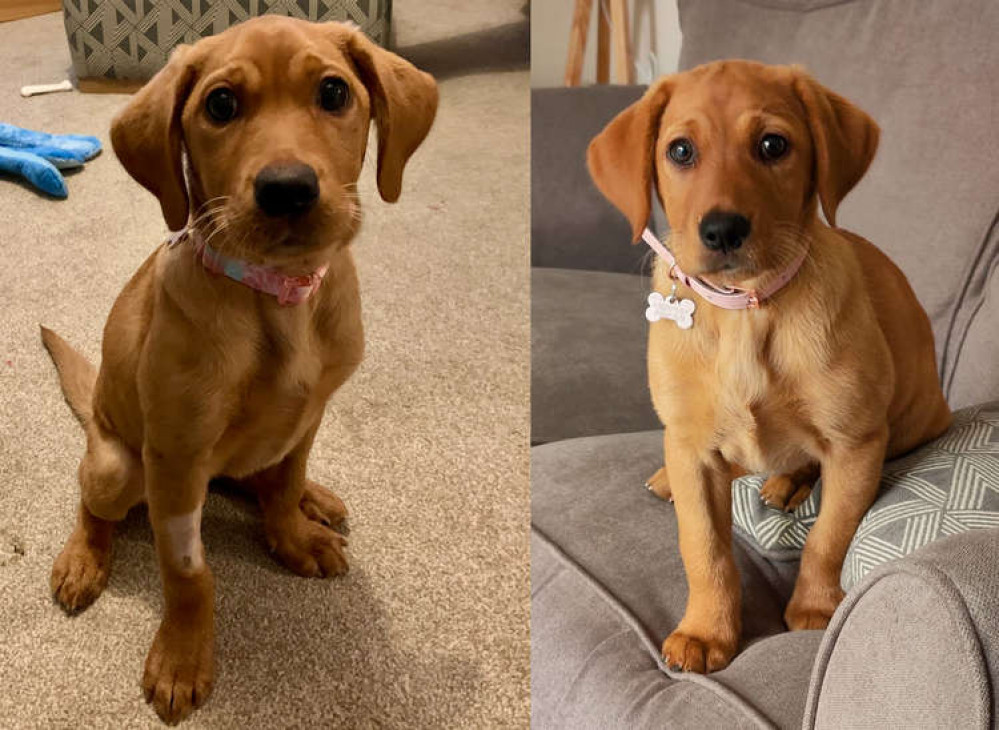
[40,326,97,426]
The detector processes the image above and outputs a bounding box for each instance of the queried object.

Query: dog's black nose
[699,210,751,253]
[254,163,319,217]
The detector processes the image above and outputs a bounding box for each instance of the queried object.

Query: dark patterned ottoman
[62,0,391,81]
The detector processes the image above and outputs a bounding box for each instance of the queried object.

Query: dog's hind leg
[759,462,820,512]
[232,474,348,528]
[248,424,349,579]
[785,429,887,630]
[51,422,144,612]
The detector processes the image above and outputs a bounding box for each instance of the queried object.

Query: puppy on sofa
[43,16,436,722]
[588,59,950,673]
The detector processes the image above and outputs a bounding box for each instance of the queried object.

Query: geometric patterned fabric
[732,401,999,591]
[62,0,391,80]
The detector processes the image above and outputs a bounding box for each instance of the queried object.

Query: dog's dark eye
[667,138,696,167]
[759,133,789,162]
[318,77,350,112]
[205,87,238,123]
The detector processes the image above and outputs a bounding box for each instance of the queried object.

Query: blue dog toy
[0,123,101,198]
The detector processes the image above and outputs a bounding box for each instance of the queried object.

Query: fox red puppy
[43,16,436,723]
[588,60,950,673]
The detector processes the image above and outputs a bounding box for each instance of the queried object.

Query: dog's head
[588,60,878,284]
[111,16,437,262]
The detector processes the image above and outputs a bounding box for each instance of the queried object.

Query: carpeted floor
[0,3,529,727]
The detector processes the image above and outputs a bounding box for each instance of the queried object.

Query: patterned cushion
[732,402,999,591]
[62,0,391,81]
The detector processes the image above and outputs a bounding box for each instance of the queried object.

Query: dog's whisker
[189,206,230,235]
[193,195,229,212]
[190,197,231,223]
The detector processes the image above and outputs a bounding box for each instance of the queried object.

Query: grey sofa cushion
[731,401,999,590]
[676,0,999,408]
[947,263,999,409]
[531,86,652,275]
[532,430,822,729]
[804,527,999,729]
[531,268,659,444]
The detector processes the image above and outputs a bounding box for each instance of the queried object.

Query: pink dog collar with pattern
[641,227,807,310]
[168,229,328,306]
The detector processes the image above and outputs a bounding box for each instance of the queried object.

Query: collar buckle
[277,275,316,307]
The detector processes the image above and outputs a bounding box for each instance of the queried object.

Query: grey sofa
[531,1,999,728]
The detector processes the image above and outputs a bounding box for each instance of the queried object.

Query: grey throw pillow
[732,402,999,590]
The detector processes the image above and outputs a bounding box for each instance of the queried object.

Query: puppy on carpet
[42,16,436,723]
[588,60,951,673]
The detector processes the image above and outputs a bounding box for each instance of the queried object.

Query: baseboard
[0,1,61,22]
[77,77,145,94]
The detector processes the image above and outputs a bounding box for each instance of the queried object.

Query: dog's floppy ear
[346,30,438,203]
[587,79,673,243]
[793,73,879,227]
[110,45,200,231]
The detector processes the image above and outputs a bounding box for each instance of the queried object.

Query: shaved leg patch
[162,509,204,573]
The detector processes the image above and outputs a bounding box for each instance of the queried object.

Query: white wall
[530,0,682,88]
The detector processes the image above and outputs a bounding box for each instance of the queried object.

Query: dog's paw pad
[760,474,814,512]
[299,480,348,528]
[268,517,349,578]
[51,540,110,613]
[143,621,214,724]
[645,467,672,501]
[785,607,834,630]
[662,631,735,674]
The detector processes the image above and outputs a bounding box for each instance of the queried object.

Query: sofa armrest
[531,85,658,274]
[804,527,999,729]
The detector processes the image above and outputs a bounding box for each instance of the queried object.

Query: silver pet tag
[645,290,696,329]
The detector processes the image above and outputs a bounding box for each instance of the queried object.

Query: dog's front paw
[662,630,736,674]
[645,466,672,502]
[266,514,349,578]
[785,584,844,630]
[142,618,214,724]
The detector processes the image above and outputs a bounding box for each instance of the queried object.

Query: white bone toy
[20,80,73,98]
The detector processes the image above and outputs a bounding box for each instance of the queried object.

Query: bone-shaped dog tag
[645,292,696,329]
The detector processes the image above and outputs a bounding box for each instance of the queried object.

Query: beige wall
[530,0,682,88]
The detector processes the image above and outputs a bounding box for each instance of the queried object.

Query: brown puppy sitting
[588,60,951,673]
[42,17,436,723]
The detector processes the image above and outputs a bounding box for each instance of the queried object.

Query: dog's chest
[219,315,358,478]
[710,324,816,474]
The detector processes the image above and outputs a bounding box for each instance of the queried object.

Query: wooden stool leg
[565,0,593,87]
[596,0,610,84]
[609,0,634,84]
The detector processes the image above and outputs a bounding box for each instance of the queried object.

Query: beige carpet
[0,3,529,727]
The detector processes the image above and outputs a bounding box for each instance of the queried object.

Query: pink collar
[641,228,807,310]
[168,229,328,306]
